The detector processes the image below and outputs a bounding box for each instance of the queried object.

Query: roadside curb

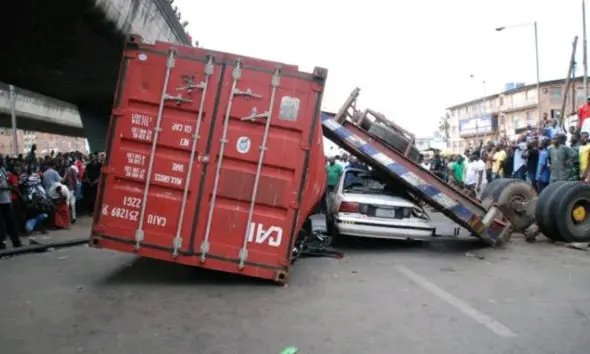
[0,238,89,258]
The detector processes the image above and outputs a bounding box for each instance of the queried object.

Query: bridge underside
[0,0,126,151]
[0,114,85,138]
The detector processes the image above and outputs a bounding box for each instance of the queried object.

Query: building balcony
[499,99,538,113]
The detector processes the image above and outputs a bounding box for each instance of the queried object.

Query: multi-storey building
[446,77,587,153]
[0,128,88,156]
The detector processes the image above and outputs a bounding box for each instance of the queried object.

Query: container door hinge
[289,201,299,209]
[172,237,183,258]
[134,230,144,250]
[300,143,310,151]
[238,248,248,269]
[199,241,210,263]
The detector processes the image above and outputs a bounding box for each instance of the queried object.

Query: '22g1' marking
[123,196,141,209]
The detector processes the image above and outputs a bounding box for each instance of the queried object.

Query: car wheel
[327,216,343,247]
[325,212,333,234]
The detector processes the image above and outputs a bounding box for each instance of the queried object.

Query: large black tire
[492,180,537,232]
[535,181,572,242]
[553,183,590,242]
[481,178,516,202]
[480,179,503,201]
[368,124,421,163]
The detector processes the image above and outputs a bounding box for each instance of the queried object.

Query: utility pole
[584,0,589,97]
[534,21,541,124]
[8,85,19,156]
[561,36,579,128]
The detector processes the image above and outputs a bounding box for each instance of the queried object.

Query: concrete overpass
[0,0,191,151]
[0,83,84,138]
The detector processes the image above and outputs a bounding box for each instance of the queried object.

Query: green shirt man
[326,160,343,187]
[449,157,465,183]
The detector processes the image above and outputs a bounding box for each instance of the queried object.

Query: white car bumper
[335,214,435,240]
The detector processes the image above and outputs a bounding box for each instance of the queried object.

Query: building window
[550,87,562,97]
[514,116,523,130]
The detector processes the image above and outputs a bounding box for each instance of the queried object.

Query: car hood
[342,193,418,208]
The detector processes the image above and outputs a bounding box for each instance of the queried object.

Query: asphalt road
[2,214,590,354]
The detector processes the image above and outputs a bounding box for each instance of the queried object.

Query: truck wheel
[367,124,421,163]
[535,181,572,242]
[553,183,590,243]
[481,178,515,202]
[492,180,537,233]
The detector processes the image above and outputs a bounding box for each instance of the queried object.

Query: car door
[329,170,346,216]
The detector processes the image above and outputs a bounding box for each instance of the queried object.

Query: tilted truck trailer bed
[320,88,541,246]
[90,35,328,283]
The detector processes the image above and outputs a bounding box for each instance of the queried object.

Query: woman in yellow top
[491,146,507,180]
[580,132,590,181]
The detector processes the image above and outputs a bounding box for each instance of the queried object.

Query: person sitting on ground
[23,192,53,235]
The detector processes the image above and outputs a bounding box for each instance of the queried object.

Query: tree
[438,112,451,147]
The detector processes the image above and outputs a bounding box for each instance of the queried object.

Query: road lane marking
[397,265,517,338]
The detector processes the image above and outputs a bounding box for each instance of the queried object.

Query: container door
[95,47,220,257]
[190,59,318,270]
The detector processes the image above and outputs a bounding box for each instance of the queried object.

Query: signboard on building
[458,114,497,137]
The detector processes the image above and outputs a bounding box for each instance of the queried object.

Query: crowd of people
[424,116,590,196]
[0,144,103,250]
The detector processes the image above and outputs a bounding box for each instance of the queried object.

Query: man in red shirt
[578,96,590,132]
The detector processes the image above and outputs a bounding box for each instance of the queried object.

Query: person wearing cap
[578,96,590,134]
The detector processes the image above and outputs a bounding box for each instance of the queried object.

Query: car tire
[325,211,333,234]
[553,182,590,243]
[367,124,421,163]
[535,181,572,242]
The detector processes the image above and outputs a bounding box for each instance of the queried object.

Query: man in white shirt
[465,152,486,194]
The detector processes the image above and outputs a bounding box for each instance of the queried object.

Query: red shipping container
[90,36,328,283]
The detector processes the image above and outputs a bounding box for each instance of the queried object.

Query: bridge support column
[78,106,109,153]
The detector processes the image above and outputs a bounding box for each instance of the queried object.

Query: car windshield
[342,170,389,195]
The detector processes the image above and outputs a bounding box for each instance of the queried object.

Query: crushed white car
[326,168,436,242]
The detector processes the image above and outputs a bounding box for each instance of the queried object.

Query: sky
[174,0,586,138]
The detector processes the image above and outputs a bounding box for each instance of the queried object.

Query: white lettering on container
[131,113,152,127]
[123,196,141,209]
[131,127,153,141]
[124,166,146,179]
[125,152,146,167]
[179,138,190,147]
[172,123,192,133]
[147,214,167,227]
[171,163,184,173]
[247,223,283,247]
[154,173,183,186]
[110,207,139,222]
